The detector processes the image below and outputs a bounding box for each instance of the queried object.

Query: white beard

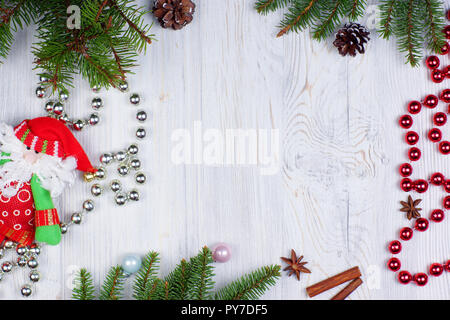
[0,122,77,198]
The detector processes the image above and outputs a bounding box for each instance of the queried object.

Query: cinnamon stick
[306,266,361,298]
[330,277,363,300]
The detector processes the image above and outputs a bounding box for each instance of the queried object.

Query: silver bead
[114,193,127,206]
[127,144,139,155]
[39,75,49,83]
[57,113,70,123]
[27,257,38,269]
[45,101,54,113]
[94,167,106,180]
[83,200,94,212]
[110,180,122,193]
[135,172,146,184]
[91,85,101,93]
[59,91,69,102]
[60,223,69,234]
[16,245,28,256]
[91,184,103,197]
[4,241,15,249]
[136,127,146,139]
[114,151,127,162]
[130,158,141,170]
[17,256,27,267]
[88,113,100,126]
[130,93,140,105]
[35,86,46,99]
[100,153,113,165]
[71,212,82,224]
[136,110,147,122]
[73,119,86,131]
[128,190,140,201]
[21,285,32,297]
[29,270,40,282]
[29,244,40,256]
[118,81,129,92]
[53,102,64,115]
[1,262,12,273]
[118,165,129,176]
[91,97,103,110]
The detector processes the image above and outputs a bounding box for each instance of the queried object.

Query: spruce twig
[133,251,160,300]
[186,246,215,300]
[379,0,396,39]
[72,268,96,300]
[99,266,126,300]
[423,0,446,53]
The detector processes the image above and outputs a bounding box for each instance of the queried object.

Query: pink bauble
[212,243,232,263]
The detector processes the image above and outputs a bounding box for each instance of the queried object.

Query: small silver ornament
[16,245,27,256]
[4,241,15,249]
[53,102,64,115]
[91,97,103,110]
[118,81,129,92]
[30,244,40,256]
[21,285,32,297]
[130,93,140,105]
[128,190,140,201]
[60,223,69,234]
[39,75,49,83]
[27,258,38,269]
[135,172,147,184]
[114,151,127,162]
[91,85,101,93]
[121,254,142,274]
[114,193,128,206]
[100,153,113,165]
[83,200,94,212]
[130,158,141,170]
[73,119,85,131]
[45,101,54,113]
[110,180,122,193]
[29,270,40,282]
[1,262,12,273]
[57,113,70,123]
[136,110,147,122]
[71,212,82,224]
[17,256,27,267]
[95,167,106,180]
[59,91,69,102]
[91,184,103,197]
[127,144,139,155]
[118,165,129,176]
[136,127,146,139]
[35,86,46,99]
[88,113,100,126]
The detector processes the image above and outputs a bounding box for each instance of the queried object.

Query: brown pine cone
[153,0,195,30]
[333,23,370,57]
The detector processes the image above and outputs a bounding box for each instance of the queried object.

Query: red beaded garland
[414,179,428,193]
[414,218,429,232]
[389,240,402,254]
[447,9,450,20]
[441,89,450,103]
[439,141,450,154]
[430,263,444,277]
[431,69,445,83]
[398,271,412,284]
[430,172,445,185]
[426,55,440,69]
[428,128,442,142]
[387,258,401,272]
[430,209,445,223]
[424,95,439,108]
[444,180,450,193]
[434,112,447,126]
[443,26,450,40]
[440,42,450,55]
[445,261,450,272]
[444,196,450,209]
[399,227,413,241]
[408,147,421,161]
[445,65,450,78]
[407,100,422,114]
[399,163,413,177]
[399,115,413,129]
[413,273,428,286]
[400,178,413,192]
[405,131,419,145]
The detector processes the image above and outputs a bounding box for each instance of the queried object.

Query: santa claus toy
[0,117,96,246]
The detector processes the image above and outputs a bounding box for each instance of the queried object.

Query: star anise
[400,195,422,220]
[281,249,311,281]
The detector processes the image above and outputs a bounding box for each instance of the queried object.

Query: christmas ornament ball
[212,243,232,263]
[400,178,413,192]
[399,115,413,129]
[115,193,128,206]
[118,81,129,92]
[91,184,103,197]
[399,163,413,177]
[88,113,100,126]
[430,209,445,223]
[91,97,103,110]
[407,100,422,114]
[118,165,129,176]
[30,244,40,255]
[441,89,450,103]
[423,95,439,108]
[428,128,442,142]
[440,42,450,55]
[398,270,412,284]
[408,147,421,161]
[443,25,450,39]
[53,102,64,115]
[83,200,95,212]
[430,263,444,277]
[399,227,413,241]
[16,245,27,256]
[100,153,114,165]
[17,256,27,267]
[71,212,82,224]
[128,190,140,201]
[95,167,106,180]
[445,260,450,272]
[425,55,440,69]
[413,273,428,286]
[60,223,69,234]
[130,93,141,105]
[414,179,428,193]
[405,131,419,145]
[73,119,86,131]
[414,218,429,232]
[136,110,148,122]
[136,127,147,139]
[35,86,46,98]
[388,240,402,254]
[21,285,32,297]
[135,172,147,184]
[439,141,450,155]
[29,270,40,282]
[128,144,139,155]
[430,172,445,185]
[44,101,54,113]
[121,254,142,274]
[130,158,141,170]
[1,261,12,273]
[27,258,38,269]
[387,258,401,272]
[431,69,445,83]
[444,180,450,193]
[114,151,127,162]
[110,180,122,193]
[444,196,450,209]
[433,112,447,126]
[59,91,69,102]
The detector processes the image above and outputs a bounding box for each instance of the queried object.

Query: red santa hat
[13,117,96,173]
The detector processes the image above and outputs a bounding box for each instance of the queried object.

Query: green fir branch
[165,258,191,300]
[186,246,215,300]
[214,265,281,300]
[255,0,292,15]
[277,0,321,37]
[348,0,366,21]
[379,0,396,39]
[423,0,446,53]
[133,251,160,300]
[72,268,96,300]
[99,266,126,300]
[312,0,350,40]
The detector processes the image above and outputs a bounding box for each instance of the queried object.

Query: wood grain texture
[0,0,449,300]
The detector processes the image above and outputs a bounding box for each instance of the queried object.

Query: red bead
[434,112,447,126]
[400,178,413,192]
[439,141,450,154]
[430,209,445,222]
[440,42,450,55]
[414,179,428,193]
[389,240,402,254]
[430,263,444,276]
[443,26,450,40]
[399,115,413,129]
[426,55,440,69]
[387,258,401,272]
[407,100,422,114]
[398,270,412,284]
[431,69,445,83]
[413,273,428,286]
[424,95,439,108]
[444,260,450,272]
[408,147,421,161]
[444,196,450,209]
[415,218,429,232]
[447,10,450,21]
[445,65,450,78]
[405,131,419,145]
[441,89,450,103]
[399,163,413,177]
[428,128,442,142]
[430,172,445,185]
[444,180,450,193]
[399,227,413,241]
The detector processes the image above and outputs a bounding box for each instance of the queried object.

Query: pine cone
[333,23,370,57]
[153,0,195,30]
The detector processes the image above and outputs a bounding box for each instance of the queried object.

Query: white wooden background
[0,0,449,300]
